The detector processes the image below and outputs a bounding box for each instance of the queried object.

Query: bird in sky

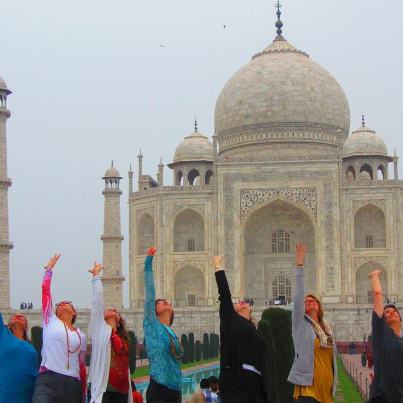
[223,24,226,29]
[160,44,166,48]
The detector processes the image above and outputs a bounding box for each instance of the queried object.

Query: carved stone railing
[343,179,403,187]
[130,185,214,198]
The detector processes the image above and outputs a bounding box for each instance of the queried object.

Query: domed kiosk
[168,120,214,186]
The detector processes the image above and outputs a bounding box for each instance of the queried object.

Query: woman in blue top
[0,311,38,403]
[143,247,182,403]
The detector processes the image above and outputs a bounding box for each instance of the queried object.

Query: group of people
[20,302,34,310]
[1,244,402,403]
[190,377,219,403]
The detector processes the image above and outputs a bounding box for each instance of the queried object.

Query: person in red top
[88,263,132,403]
[131,381,144,403]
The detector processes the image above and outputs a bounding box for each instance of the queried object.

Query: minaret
[393,150,399,180]
[101,161,124,308]
[157,158,164,186]
[137,150,143,190]
[0,76,13,310]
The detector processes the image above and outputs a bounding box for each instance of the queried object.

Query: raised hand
[295,243,307,266]
[214,256,223,270]
[88,262,103,277]
[147,247,157,256]
[368,269,382,279]
[44,254,61,271]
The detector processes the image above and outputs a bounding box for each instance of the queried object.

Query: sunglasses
[236,298,254,306]
[56,301,76,312]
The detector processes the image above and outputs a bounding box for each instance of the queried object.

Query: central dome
[215,36,350,155]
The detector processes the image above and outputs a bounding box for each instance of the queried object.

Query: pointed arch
[174,265,205,307]
[137,213,155,254]
[356,261,387,303]
[354,205,386,248]
[173,209,204,252]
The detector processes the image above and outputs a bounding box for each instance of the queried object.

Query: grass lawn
[335,357,364,403]
[132,357,219,379]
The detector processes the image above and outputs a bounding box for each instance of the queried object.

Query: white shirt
[41,315,87,379]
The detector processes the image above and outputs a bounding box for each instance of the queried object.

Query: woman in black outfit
[214,256,267,403]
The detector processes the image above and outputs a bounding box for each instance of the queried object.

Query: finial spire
[194,117,198,132]
[111,159,114,167]
[361,113,365,127]
[275,1,283,37]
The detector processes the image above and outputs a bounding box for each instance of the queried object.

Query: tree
[202,333,209,359]
[258,308,294,403]
[209,333,215,358]
[195,340,202,361]
[128,330,137,373]
[181,334,189,364]
[188,332,195,362]
[31,326,43,369]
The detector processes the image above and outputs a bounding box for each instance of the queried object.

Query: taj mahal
[0,8,402,342]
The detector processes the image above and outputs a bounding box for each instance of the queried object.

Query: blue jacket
[143,255,182,391]
[287,267,338,397]
[0,312,38,403]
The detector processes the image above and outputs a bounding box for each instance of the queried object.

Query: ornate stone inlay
[352,199,386,215]
[240,188,317,222]
[353,256,389,270]
[324,183,335,290]
[218,122,347,151]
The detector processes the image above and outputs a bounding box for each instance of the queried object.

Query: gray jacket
[287,267,338,397]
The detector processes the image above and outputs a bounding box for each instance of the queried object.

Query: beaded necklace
[63,322,82,370]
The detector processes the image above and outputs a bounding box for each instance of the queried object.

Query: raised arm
[144,247,157,326]
[42,254,60,325]
[292,244,307,336]
[368,269,384,318]
[89,262,107,336]
[214,256,235,319]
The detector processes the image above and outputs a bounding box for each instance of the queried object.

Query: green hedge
[188,333,195,362]
[195,340,202,361]
[181,334,189,364]
[259,308,294,403]
[202,333,210,359]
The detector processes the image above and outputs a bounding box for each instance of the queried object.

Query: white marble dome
[104,165,121,178]
[343,125,388,158]
[214,36,350,152]
[173,130,214,163]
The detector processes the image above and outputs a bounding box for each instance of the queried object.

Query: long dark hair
[116,315,129,343]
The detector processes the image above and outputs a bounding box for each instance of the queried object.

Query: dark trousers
[219,369,267,403]
[146,378,181,403]
[32,371,82,403]
[296,398,320,403]
[102,390,128,403]
[368,398,391,403]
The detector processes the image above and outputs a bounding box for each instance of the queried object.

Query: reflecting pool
[135,363,220,402]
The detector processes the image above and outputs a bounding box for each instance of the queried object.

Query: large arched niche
[354,205,386,248]
[137,213,155,255]
[173,209,204,252]
[356,261,387,304]
[174,265,205,307]
[243,199,316,305]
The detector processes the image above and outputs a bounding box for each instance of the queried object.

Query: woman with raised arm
[32,254,87,403]
[288,244,337,403]
[214,255,267,403]
[88,262,132,403]
[367,269,403,403]
[0,311,37,402]
[143,247,182,403]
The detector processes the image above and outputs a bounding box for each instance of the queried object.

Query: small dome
[0,75,11,94]
[104,165,121,178]
[173,130,214,163]
[343,125,389,158]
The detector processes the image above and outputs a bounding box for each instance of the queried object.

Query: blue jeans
[32,371,82,403]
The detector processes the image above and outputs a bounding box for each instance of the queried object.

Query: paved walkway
[341,354,372,400]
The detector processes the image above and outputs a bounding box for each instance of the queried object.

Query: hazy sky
[1,0,402,308]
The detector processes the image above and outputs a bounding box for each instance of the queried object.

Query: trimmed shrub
[31,326,43,369]
[209,333,215,358]
[181,334,189,364]
[258,308,294,403]
[128,330,137,373]
[195,340,202,361]
[188,333,195,362]
[202,333,209,359]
